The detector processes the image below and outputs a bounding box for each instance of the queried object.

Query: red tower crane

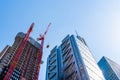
[34,23,51,80]
[3,23,34,80]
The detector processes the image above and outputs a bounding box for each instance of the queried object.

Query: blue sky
[0,0,120,80]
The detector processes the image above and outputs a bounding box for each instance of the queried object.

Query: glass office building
[46,34,105,80]
[98,56,120,80]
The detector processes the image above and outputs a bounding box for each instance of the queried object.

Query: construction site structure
[0,23,51,80]
[3,23,34,80]
[0,23,44,80]
[34,23,51,80]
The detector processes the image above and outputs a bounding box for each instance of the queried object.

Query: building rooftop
[16,32,40,49]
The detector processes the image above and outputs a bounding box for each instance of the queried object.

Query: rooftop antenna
[75,30,79,36]
[75,30,82,40]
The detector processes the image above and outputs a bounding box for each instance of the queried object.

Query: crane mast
[3,23,34,80]
[34,23,51,80]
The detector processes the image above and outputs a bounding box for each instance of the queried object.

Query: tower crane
[3,23,34,80]
[34,23,51,80]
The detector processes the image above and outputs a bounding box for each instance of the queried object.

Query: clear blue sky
[0,0,120,80]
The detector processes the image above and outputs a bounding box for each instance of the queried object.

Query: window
[63,55,73,67]
[48,73,56,79]
[62,48,71,59]
[49,59,56,65]
[49,65,56,72]
[64,62,75,75]
[62,43,70,52]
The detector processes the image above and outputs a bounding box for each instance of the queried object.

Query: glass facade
[75,37,104,80]
[98,56,120,80]
[46,34,105,80]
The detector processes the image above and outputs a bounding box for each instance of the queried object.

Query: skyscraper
[98,56,120,80]
[46,34,105,80]
[0,32,40,80]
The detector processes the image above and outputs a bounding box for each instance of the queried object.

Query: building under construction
[0,32,40,80]
[0,22,51,80]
